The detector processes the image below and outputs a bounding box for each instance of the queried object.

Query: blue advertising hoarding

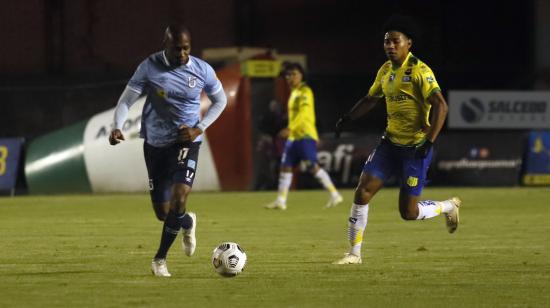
[0,138,24,192]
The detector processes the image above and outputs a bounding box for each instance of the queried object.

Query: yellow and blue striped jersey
[368,52,441,146]
[287,82,319,141]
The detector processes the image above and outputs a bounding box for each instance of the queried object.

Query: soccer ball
[211,242,247,277]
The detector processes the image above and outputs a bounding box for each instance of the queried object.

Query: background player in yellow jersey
[333,16,461,264]
[266,62,343,210]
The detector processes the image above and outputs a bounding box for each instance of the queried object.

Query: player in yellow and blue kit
[265,63,342,210]
[333,16,461,264]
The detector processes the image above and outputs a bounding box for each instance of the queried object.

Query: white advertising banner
[448,91,550,129]
[83,97,221,192]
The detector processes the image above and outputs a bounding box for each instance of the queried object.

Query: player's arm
[414,91,448,158]
[346,95,383,120]
[414,64,448,158]
[335,95,383,137]
[425,91,448,142]
[178,87,227,142]
[336,64,386,137]
[109,86,141,145]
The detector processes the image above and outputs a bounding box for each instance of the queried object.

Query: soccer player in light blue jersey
[109,24,227,277]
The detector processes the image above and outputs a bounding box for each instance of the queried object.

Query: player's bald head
[163,24,191,44]
[163,24,192,66]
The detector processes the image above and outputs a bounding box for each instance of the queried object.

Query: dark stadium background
[0,0,538,138]
[1,0,548,194]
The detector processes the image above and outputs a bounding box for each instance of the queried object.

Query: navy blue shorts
[362,138,433,196]
[143,141,200,203]
[280,138,318,168]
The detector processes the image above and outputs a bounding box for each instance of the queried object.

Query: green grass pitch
[0,187,549,307]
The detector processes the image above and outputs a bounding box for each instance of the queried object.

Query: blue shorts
[143,141,200,203]
[280,138,318,168]
[363,138,433,196]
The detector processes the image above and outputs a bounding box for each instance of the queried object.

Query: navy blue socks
[154,210,185,259]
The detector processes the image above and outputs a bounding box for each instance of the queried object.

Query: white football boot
[264,200,287,210]
[182,212,197,256]
[445,197,461,233]
[151,258,171,277]
[325,194,344,208]
[332,253,362,265]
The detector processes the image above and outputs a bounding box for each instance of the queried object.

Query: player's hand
[415,139,433,159]
[335,114,351,139]
[277,128,290,139]
[109,129,125,145]
[178,125,203,142]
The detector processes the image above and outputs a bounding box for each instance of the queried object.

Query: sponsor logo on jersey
[389,73,395,82]
[187,159,196,169]
[388,94,409,102]
[402,76,412,82]
[157,89,166,98]
[426,76,435,83]
[348,217,358,224]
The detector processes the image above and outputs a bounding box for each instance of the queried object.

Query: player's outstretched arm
[109,86,141,146]
[335,95,381,138]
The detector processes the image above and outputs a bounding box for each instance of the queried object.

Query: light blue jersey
[127,52,222,147]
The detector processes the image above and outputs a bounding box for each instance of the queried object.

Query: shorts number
[0,146,8,175]
[178,148,189,163]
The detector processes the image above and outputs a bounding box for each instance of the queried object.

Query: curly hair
[382,15,419,41]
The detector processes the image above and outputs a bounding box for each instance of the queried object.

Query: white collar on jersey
[162,51,192,68]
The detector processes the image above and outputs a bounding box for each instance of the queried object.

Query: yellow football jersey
[287,83,319,141]
[368,52,441,146]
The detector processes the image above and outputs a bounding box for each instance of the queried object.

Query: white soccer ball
[211,242,247,277]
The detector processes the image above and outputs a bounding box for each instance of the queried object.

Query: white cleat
[264,200,287,210]
[182,212,196,256]
[445,197,461,234]
[332,253,362,265]
[325,194,344,208]
[151,258,171,277]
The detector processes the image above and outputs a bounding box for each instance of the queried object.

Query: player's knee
[308,163,320,175]
[171,194,187,209]
[171,185,191,210]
